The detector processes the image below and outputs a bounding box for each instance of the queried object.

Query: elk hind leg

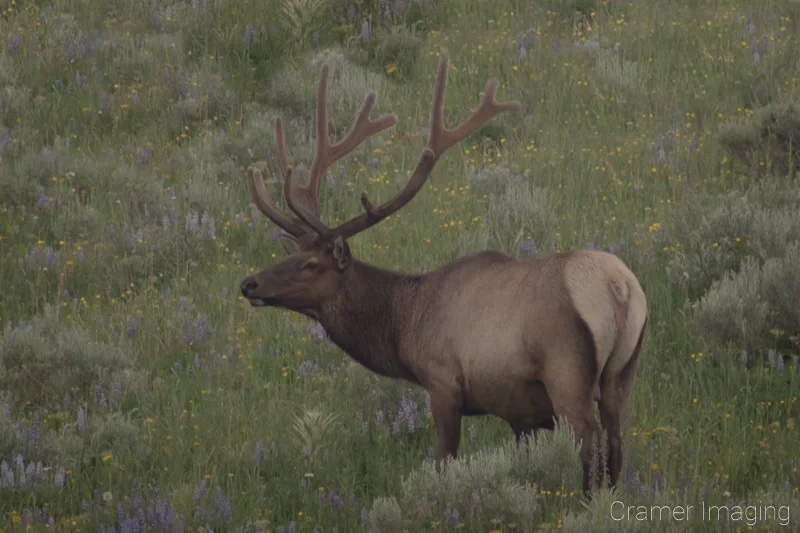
[543,362,603,494]
[599,319,646,488]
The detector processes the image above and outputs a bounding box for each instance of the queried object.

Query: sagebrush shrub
[0,305,144,409]
[719,102,800,178]
[664,177,800,301]
[351,24,425,80]
[693,242,800,354]
[457,172,556,259]
[369,421,581,530]
[268,50,391,141]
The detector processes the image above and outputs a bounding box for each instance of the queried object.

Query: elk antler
[245,166,307,237]
[246,63,397,239]
[328,51,521,240]
[246,51,520,242]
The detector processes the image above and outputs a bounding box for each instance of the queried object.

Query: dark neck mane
[316,260,422,383]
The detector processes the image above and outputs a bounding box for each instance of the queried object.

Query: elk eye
[302,261,319,271]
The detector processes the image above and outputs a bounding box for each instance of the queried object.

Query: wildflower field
[2,0,800,530]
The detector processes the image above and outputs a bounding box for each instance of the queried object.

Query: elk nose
[240,279,258,297]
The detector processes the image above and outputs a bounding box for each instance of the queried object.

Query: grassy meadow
[2,0,800,530]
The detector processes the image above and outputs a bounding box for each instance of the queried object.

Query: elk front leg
[429,393,462,472]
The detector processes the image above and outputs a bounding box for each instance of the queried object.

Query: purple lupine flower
[372,157,379,169]
[656,132,666,162]
[752,41,760,63]
[360,508,368,526]
[307,322,327,342]
[1,460,13,488]
[254,441,265,465]
[347,5,356,23]
[244,24,254,46]
[380,0,391,20]
[777,355,785,376]
[470,491,481,509]
[126,315,141,337]
[677,468,690,499]
[111,380,122,404]
[38,187,48,210]
[75,71,82,86]
[179,72,188,96]
[298,360,319,383]
[54,467,66,488]
[96,383,108,408]
[137,146,151,165]
[519,238,536,258]
[360,19,370,42]
[79,36,88,58]
[77,408,86,431]
[100,91,114,113]
[395,0,407,18]
[8,33,21,55]
[1,129,10,153]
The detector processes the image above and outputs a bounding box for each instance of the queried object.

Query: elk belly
[459,345,553,425]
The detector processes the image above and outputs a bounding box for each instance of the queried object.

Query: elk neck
[315,259,424,384]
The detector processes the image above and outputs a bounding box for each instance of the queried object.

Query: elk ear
[330,235,350,271]
[279,233,301,254]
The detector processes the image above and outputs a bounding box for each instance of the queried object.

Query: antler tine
[427,60,521,158]
[283,165,334,239]
[274,117,292,178]
[245,166,307,237]
[279,63,397,238]
[332,50,521,241]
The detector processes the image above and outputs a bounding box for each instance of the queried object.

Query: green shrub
[0,305,145,409]
[368,421,582,530]
[719,102,800,178]
[663,177,800,301]
[693,242,800,355]
[349,23,425,81]
[457,172,556,259]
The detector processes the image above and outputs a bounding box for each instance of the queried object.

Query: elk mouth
[247,296,280,307]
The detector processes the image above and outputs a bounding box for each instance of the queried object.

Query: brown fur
[239,51,647,494]
[242,243,647,493]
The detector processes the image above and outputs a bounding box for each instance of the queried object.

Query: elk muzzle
[240,276,277,306]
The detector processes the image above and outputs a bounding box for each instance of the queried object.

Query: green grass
[1,0,800,531]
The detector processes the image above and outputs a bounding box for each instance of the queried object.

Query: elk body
[240,52,647,493]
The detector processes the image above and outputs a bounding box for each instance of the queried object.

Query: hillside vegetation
[1,0,799,531]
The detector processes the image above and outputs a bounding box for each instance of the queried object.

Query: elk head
[240,51,520,316]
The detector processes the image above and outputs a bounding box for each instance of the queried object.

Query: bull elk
[239,51,647,493]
